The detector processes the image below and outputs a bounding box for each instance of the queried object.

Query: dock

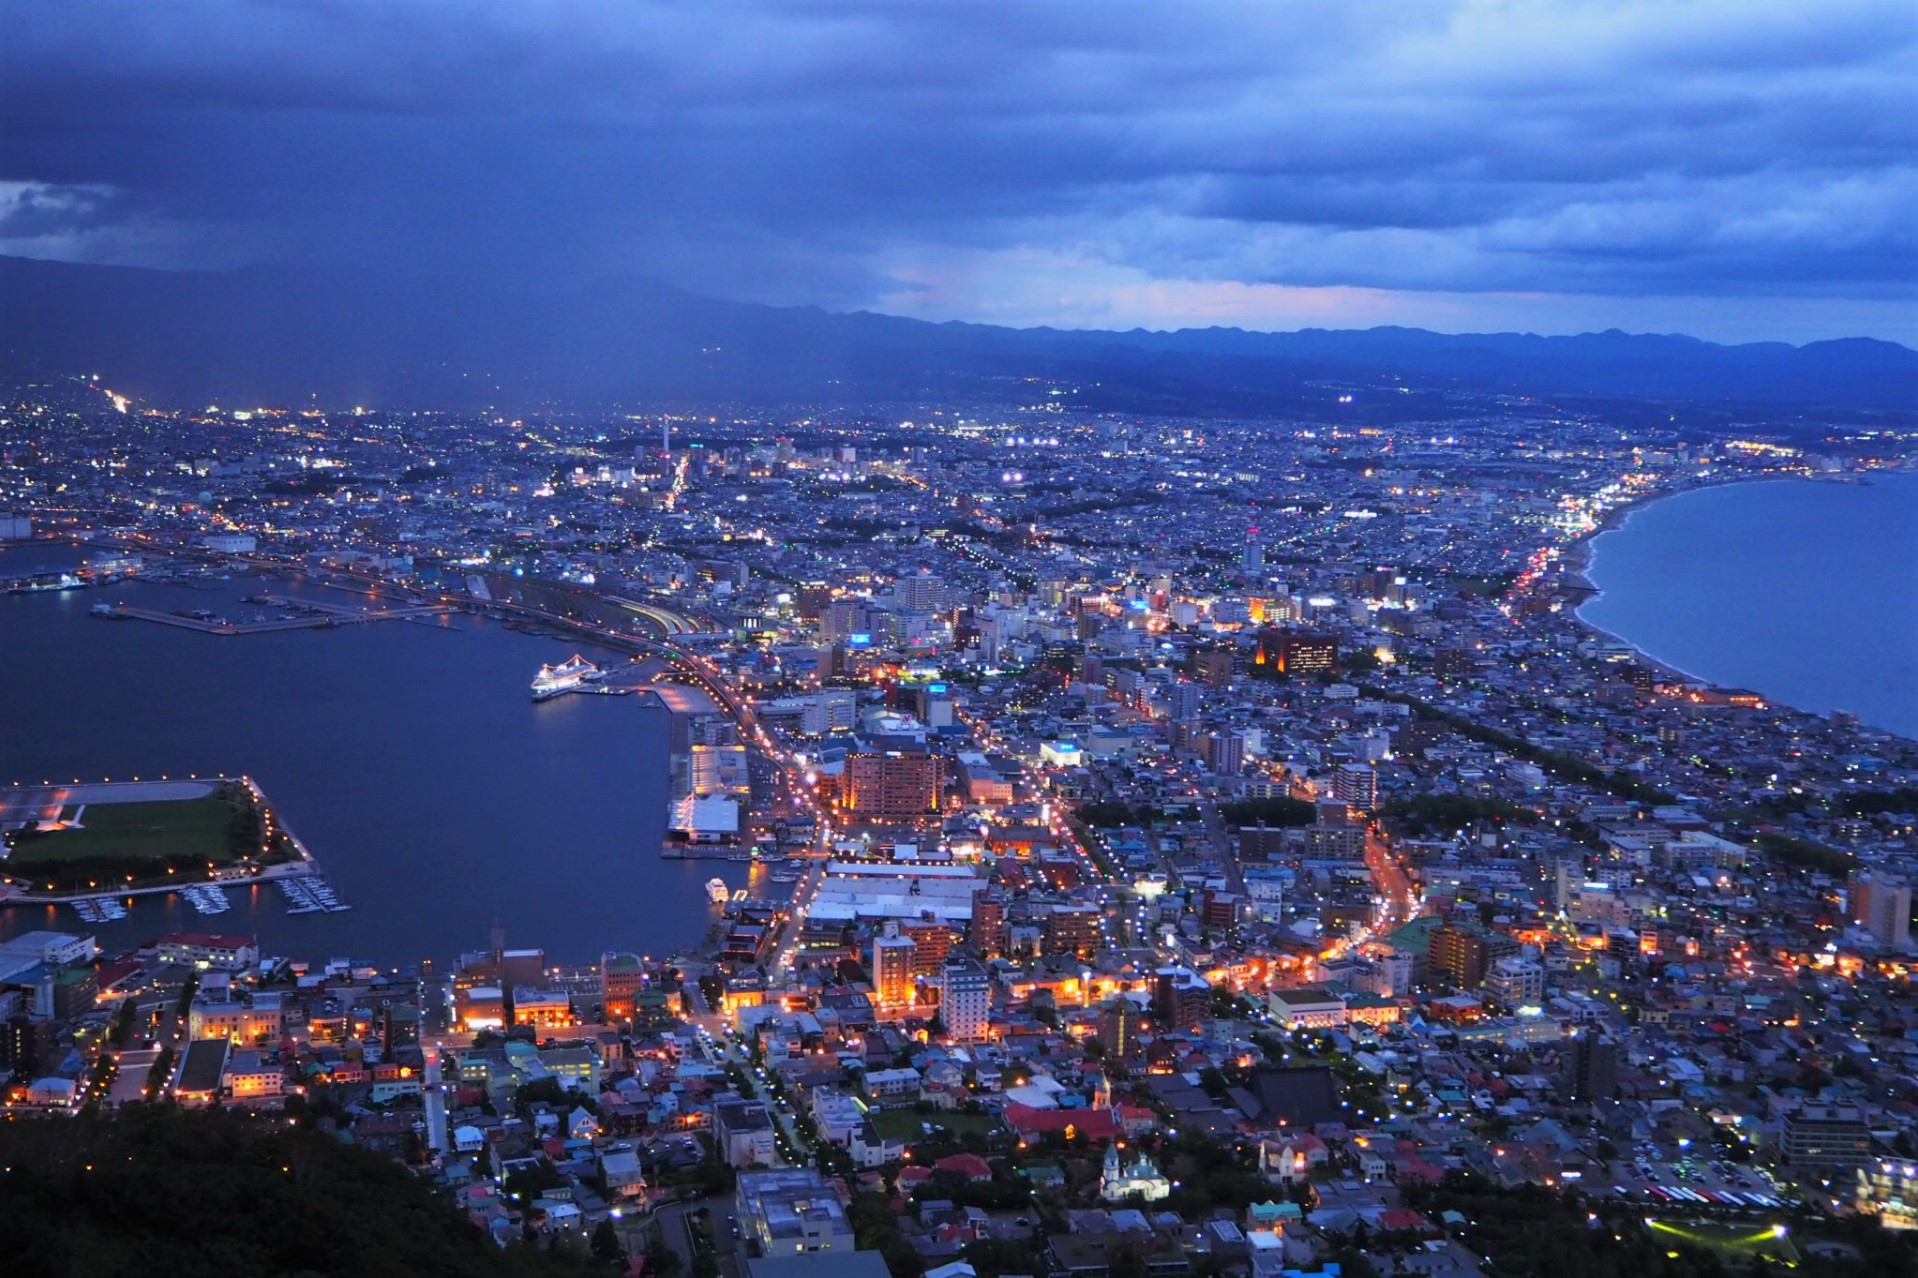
[99,598,454,635]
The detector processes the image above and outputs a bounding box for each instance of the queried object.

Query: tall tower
[1241,525,1264,573]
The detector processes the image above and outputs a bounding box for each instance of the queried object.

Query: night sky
[3,1,1913,342]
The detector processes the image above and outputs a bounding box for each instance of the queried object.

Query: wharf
[101,600,453,635]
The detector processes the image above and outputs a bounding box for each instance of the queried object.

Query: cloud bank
[2,0,1912,341]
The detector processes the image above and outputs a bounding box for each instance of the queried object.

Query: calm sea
[0,551,753,965]
[1580,471,1918,740]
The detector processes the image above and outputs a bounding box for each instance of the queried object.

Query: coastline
[1560,469,1918,740]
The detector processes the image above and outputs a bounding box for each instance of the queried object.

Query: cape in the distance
[2,253,1913,413]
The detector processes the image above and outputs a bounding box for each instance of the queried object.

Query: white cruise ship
[705,877,731,904]
[531,654,599,700]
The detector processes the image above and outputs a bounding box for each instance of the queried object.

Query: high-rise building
[1205,731,1245,775]
[1428,924,1489,989]
[1168,681,1202,724]
[937,958,991,1041]
[1256,628,1339,676]
[1560,1031,1618,1103]
[842,751,943,820]
[1242,528,1265,574]
[1192,648,1234,688]
[600,951,645,1024]
[794,583,832,622]
[1152,966,1211,1032]
[899,572,947,613]
[970,890,1007,958]
[872,922,918,1011]
[1097,996,1145,1060]
[1046,903,1100,958]
[1333,763,1378,811]
[904,918,961,976]
[1851,871,1912,949]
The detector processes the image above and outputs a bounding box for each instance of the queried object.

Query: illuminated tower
[1242,525,1264,573]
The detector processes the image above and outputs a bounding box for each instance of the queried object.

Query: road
[1364,823,1418,931]
[423,1046,451,1157]
[697,1027,813,1165]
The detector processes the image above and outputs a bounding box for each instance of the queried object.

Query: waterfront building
[808,860,983,926]
[151,933,259,972]
[600,950,645,1023]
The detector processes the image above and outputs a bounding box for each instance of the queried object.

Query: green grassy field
[11,797,244,866]
[869,1107,1003,1141]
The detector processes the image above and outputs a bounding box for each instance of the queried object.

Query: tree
[1218,796,1314,826]
[591,1219,623,1264]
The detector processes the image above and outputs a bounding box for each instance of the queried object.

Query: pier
[99,597,454,635]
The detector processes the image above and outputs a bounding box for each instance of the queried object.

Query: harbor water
[0,548,759,965]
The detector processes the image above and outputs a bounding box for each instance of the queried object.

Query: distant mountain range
[3,254,1913,414]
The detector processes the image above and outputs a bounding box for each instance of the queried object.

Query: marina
[71,896,129,923]
[181,884,231,915]
[276,875,351,915]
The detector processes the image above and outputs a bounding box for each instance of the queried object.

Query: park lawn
[16,798,243,866]
[869,1107,1003,1142]
[1647,1220,1801,1266]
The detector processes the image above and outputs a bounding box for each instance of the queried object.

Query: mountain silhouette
[3,255,1912,413]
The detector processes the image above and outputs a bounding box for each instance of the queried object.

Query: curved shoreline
[1563,470,1918,739]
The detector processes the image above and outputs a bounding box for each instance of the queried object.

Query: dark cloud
[1,0,1912,340]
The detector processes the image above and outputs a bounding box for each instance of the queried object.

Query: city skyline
[2,5,1917,1275]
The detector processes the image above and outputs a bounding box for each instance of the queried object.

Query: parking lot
[1583,1145,1796,1213]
